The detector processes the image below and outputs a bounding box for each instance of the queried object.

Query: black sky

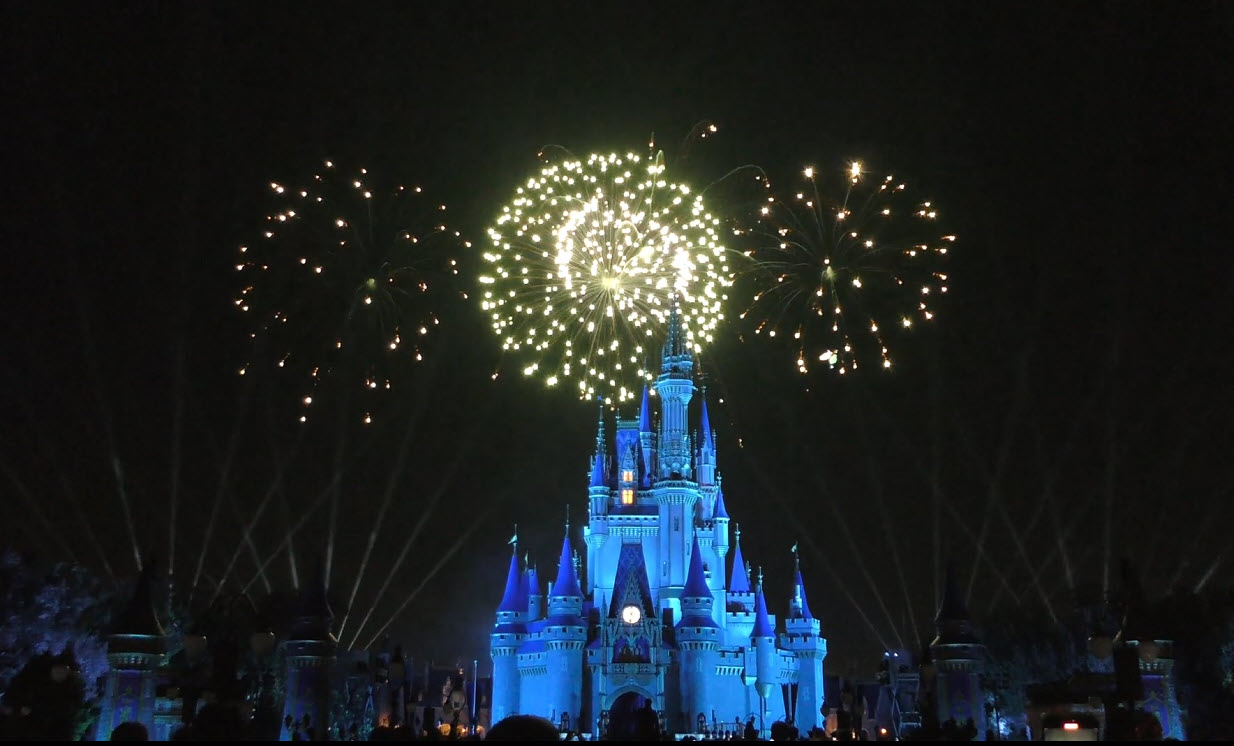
[4,1,1234,673]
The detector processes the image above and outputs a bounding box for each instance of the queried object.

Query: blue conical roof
[552,533,582,597]
[589,452,606,488]
[752,582,774,638]
[729,534,750,593]
[528,566,540,596]
[497,552,523,612]
[713,483,729,519]
[683,535,712,599]
[639,384,652,432]
[793,568,814,621]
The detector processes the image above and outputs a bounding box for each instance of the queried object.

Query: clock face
[621,604,641,624]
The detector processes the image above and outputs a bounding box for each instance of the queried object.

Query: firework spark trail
[360,503,496,651]
[737,162,951,375]
[189,378,254,604]
[480,149,732,404]
[235,161,462,426]
[345,450,467,650]
[0,458,79,562]
[168,342,185,583]
[845,381,920,648]
[964,346,1033,602]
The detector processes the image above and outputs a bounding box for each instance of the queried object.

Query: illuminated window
[621,489,634,505]
[622,469,634,484]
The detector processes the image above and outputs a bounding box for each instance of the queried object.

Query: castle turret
[751,571,777,738]
[99,556,167,740]
[929,564,986,740]
[653,304,696,593]
[491,544,526,724]
[782,549,827,733]
[543,527,586,728]
[677,534,720,732]
[723,527,756,650]
[711,479,730,598]
[281,557,336,741]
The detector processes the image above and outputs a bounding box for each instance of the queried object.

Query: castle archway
[606,690,651,740]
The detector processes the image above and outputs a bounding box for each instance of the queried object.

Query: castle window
[622,469,634,484]
[621,488,634,505]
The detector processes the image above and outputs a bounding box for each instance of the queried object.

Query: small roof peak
[752,581,775,638]
[552,532,582,597]
[683,533,712,599]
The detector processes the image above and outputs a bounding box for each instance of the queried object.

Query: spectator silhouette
[635,698,660,740]
[743,716,757,740]
[110,721,149,740]
[486,714,560,741]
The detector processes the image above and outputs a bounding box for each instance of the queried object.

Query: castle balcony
[606,662,660,676]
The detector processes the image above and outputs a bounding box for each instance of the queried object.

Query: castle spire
[752,568,774,638]
[700,386,715,452]
[590,402,608,488]
[713,476,728,519]
[791,543,814,621]
[729,523,750,592]
[552,530,582,598]
[639,382,652,432]
[497,551,523,612]
[683,533,712,599]
[662,296,686,362]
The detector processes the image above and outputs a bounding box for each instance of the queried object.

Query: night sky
[4,2,1233,674]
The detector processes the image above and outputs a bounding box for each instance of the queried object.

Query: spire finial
[508,524,518,554]
[565,503,570,534]
[792,541,800,570]
[734,522,741,543]
[594,397,606,450]
[757,565,764,590]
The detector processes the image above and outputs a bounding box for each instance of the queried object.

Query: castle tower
[543,527,586,729]
[751,572,777,739]
[490,543,527,724]
[653,303,696,594]
[281,558,337,741]
[676,533,721,733]
[929,564,986,740]
[655,302,694,480]
[98,557,167,740]
[781,549,827,733]
[711,479,730,603]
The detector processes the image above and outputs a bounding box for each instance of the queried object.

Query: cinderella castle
[490,309,831,737]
